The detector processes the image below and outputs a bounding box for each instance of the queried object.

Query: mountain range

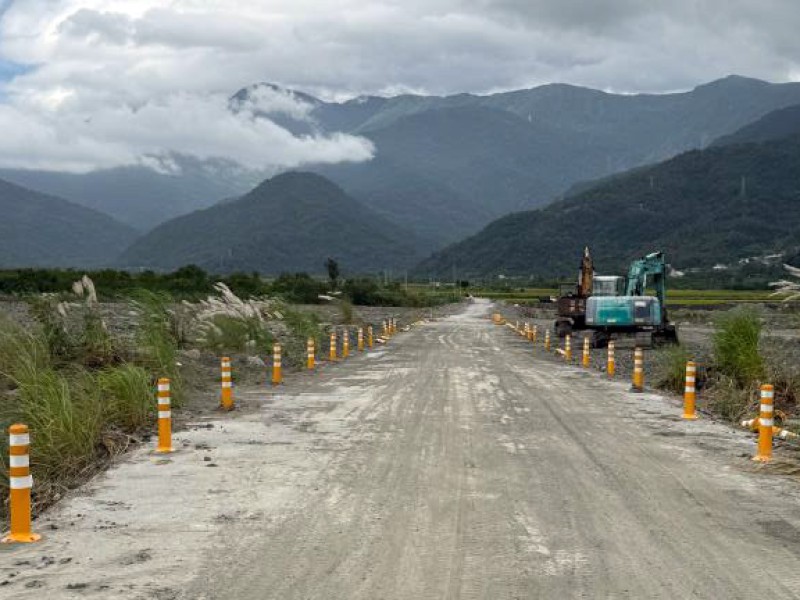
[4,75,800,247]
[0,178,137,268]
[0,156,260,232]
[4,75,800,278]
[415,128,800,279]
[117,172,426,274]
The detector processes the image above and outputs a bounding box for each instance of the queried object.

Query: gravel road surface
[5,299,800,598]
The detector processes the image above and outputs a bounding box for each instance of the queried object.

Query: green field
[459,287,783,307]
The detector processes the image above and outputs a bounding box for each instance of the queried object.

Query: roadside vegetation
[0,270,461,520]
[649,304,800,428]
[0,266,461,307]
[0,280,167,517]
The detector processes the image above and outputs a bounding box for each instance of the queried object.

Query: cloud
[0,0,799,171]
[0,88,373,173]
[0,1,375,172]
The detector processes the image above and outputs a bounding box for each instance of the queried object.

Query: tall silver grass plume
[81,275,98,305]
[194,282,273,324]
[70,275,98,305]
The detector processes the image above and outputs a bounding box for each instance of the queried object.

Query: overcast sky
[1,0,799,173]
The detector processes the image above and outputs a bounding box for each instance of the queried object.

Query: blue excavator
[555,248,678,347]
[585,251,678,347]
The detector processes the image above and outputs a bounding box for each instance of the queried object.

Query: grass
[281,306,324,368]
[13,367,103,482]
[652,344,694,395]
[687,307,767,424]
[198,314,273,354]
[131,290,183,405]
[79,310,115,367]
[96,364,153,432]
[712,307,765,387]
[701,375,757,423]
[0,311,173,518]
[464,287,781,307]
[340,299,354,324]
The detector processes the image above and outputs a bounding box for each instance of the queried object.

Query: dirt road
[6,299,800,598]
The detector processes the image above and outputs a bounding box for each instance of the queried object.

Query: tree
[325,257,340,289]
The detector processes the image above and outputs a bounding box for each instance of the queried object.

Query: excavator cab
[592,276,623,297]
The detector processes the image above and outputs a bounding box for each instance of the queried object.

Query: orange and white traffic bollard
[754,384,774,462]
[358,327,364,352]
[545,329,551,352]
[307,338,315,370]
[220,357,233,410]
[272,343,282,385]
[368,325,374,349]
[523,322,529,339]
[582,336,590,368]
[2,424,40,543]
[682,361,698,420]
[330,331,337,361]
[564,334,572,362]
[156,378,174,454]
[631,347,644,392]
[342,329,350,358]
[607,341,616,377]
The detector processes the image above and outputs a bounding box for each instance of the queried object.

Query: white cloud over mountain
[0,0,799,172]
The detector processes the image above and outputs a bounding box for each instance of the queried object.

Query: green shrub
[342,278,380,305]
[712,307,764,387]
[269,272,327,304]
[224,271,269,298]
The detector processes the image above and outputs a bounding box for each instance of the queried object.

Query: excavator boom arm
[625,252,667,307]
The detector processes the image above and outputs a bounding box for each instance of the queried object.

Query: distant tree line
[0,265,461,307]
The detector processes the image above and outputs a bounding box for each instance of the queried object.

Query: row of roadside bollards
[3,316,403,544]
[498,314,783,465]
